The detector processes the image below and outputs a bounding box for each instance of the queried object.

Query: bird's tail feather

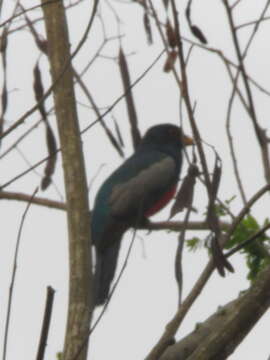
[94,240,121,307]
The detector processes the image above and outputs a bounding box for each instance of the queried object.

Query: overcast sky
[1,1,270,359]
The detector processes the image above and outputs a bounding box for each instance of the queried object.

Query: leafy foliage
[187,198,270,281]
[186,236,203,252]
[225,215,270,281]
[214,195,236,217]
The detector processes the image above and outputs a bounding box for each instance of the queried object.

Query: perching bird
[91,123,193,306]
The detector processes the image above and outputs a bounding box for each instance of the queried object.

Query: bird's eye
[168,127,180,138]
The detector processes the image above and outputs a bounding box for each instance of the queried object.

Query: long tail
[93,240,121,307]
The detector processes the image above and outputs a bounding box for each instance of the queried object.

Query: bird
[91,123,193,306]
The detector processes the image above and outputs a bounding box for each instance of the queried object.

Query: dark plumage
[91,124,193,306]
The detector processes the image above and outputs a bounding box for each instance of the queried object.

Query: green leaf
[227,215,270,281]
[186,237,201,252]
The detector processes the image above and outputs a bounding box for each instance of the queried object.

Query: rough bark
[41,1,92,360]
[160,264,270,360]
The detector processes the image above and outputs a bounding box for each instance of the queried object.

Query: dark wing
[109,156,176,218]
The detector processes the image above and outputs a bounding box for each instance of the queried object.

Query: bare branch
[73,68,124,157]
[3,188,38,360]
[0,191,65,210]
[36,286,55,360]
[160,264,270,359]
[145,183,270,359]
[184,263,270,359]
[222,0,270,183]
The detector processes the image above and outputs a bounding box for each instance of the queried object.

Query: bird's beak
[182,134,194,146]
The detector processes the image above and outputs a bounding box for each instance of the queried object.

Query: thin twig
[225,70,248,206]
[0,0,57,28]
[145,260,215,360]
[145,183,270,359]
[0,191,65,210]
[73,68,124,157]
[230,0,243,10]
[181,36,270,97]
[223,0,270,183]
[236,16,270,30]
[147,0,181,87]
[36,286,55,360]
[0,119,43,160]
[175,207,192,305]
[226,223,270,258]
[225,1,270,206]
[0,152,57,190]
[81,49,165,135]
[70,229,137,360]
[0,0,99,141]
[226,184,270,239]
[0,49,165,191]
[2,187,38,360]
[172,0,232,274]
[5,0,83,35]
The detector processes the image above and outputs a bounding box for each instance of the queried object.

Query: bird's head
[139,123,193,155]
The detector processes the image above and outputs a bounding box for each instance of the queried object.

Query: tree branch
[36,286,55,360]
[145,184,270,360]
[0,191,66,210]
[160,264,270,360]
[223,0,270,184]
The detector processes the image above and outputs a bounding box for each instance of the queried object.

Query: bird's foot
[137,216,152,229]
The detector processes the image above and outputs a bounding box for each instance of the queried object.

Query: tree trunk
[41,1,92,359]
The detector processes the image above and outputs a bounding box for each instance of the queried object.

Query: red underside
[144,184,177,217]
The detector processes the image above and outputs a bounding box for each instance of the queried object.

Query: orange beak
[182,134,194,146]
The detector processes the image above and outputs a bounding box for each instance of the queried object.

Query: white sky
[1,0,270,359]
